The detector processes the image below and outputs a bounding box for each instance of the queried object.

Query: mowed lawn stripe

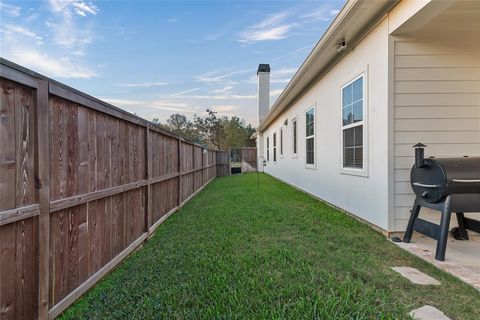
[60,173,480,320]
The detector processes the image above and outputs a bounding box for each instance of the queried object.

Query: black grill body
[411,157,480,203]
[403,144,480,261]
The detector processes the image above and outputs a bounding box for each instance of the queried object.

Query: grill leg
[454,212,469,240]
[403,199,421,243]
[435,195,452,261]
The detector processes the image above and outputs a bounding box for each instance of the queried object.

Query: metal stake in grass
[257,156,266,191]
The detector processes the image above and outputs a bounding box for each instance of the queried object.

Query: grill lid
[410,144,480,203]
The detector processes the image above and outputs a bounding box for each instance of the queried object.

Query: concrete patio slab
[393,212,480,291]
[391,267,440,285]
[409,305,451,320]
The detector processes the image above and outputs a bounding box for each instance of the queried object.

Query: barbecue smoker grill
[403,143,480,261]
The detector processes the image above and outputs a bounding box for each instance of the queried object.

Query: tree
[167,114,188,135]
[222,116,256,148]
[194,109,225,150]
[150,110,256,150]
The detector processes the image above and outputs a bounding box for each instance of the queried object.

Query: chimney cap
[257,64,270,74]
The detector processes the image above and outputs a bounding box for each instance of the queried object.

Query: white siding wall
[393,39,480,231]
[262,18,390,231]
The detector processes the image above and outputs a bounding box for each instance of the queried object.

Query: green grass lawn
[60,173,480,320]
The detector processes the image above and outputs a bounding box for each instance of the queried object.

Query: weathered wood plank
[48,233,148,320]
[0,223,16,318]
[48,83,147,127]
[0,64,38,88]
[15,218,37,320]
[0,79,16,211]
[88,200,99,274]
[146,125,152,231]
[15,84,36,207]
[50,95,69,201]
[37,79,50,319]
[0,204,39,227]
[50,209,69,306]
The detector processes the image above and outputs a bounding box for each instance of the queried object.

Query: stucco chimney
[257,64,270,125]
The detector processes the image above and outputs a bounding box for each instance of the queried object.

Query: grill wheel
[450,227,469,241]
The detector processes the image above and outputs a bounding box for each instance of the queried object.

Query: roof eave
[258,0,399,132]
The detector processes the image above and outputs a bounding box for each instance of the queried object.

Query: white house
[256,0,480,234]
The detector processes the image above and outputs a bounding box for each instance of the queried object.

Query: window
[273,132,277,162]
[342,75,364,169]
[305,107,315,166]
[266,136,270,162]
[292,118,297,157]
[280,127,283,157]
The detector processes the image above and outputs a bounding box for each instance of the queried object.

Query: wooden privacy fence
[216,151,230,176]
[0,59,221,319]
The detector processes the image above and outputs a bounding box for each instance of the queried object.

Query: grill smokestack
[257,64,270,125]
[413,142,427,168]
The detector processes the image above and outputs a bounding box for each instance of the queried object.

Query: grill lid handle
[452,179,480,183]
[412,182,439,188]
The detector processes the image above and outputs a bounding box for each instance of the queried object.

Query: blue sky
[0,0,344,125]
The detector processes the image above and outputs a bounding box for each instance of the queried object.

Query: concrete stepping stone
[391,267,441,285]
[409,305,451,320]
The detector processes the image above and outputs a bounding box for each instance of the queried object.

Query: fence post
[177,138,182,206]
[36,79,50,319]
[145,124,152,234]
[192,144,195,190]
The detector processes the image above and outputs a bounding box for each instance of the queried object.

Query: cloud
[211,86,233,93]
[204,32,222,41]
[270,89,284,96]
[238,11,297,44]
[243,67,296,84]
[301,6,340,22]
[186,94,256,100]
[102,98,145,106]
[301,5,331,21]
[330,9,340,17]
[117,82,168,88]
[6,47,97,78]
[1,24,43,43]
[195,69,252,85]
[48,0,98,17]
[274,45,311,61]
[102,98,196,114]
[46,0,98,55]
[210,105,237,113]
[169,87,201,97]
[0,2,21,17]
[0,2,98,79]
[251,11,289,29]
[72,1,99,16]
[149,101,193,112]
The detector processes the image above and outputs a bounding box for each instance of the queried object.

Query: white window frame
[273,131,277,164]
[292,117,298,159]
[279,126,284,158]
[340,69,368,177]
[305,105,316,169]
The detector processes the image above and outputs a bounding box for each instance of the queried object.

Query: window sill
[305,163,316,170]
[340,167,368,178]
[292,154,298,159]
